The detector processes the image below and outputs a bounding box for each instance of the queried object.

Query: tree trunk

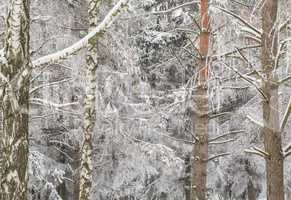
[79,0,101,199]
[191,0,210,200]
[261,1,284,200]
[0,0,30,199]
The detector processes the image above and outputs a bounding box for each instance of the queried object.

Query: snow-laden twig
[244,147,269,158]
[212,44,261,60]
[275,38,291,69]
[247,114,264,127]
[279,75,291,84]
[280,96,291,131]
[209,138,236,145]
[216,6,262,36]
[284,142,291,153]
[152,1,199,15]
[32,0,129,67]
[30,98,79,108]
[244,149,265,158]
[30,78,72,94]
[205,153,230,162]
[209,130,245,142]
[222,62,268,101]
[284,151,291,159]
[279,15,291,31]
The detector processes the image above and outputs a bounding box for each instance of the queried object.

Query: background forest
[0,0,291,200]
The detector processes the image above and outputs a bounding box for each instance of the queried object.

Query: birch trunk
[0,0,30,199]
[261,1,284,200]
[191,0,210,200]
[79,0,101,199]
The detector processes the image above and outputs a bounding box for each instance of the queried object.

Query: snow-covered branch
[244,147,269,158]
[280,97,291,131]
[32,0,129,67]
[209,130,245,142]
[30,98,79,108]
[30,78,72,94]
[216,6,262,36]
[247,115,264,128]
[279,75,291,85]
[205,153,230,162]
[152,1,199,15]
[222,62,268,101]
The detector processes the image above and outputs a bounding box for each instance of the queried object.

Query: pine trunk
[79,0,101,199]
[0,0,30,199]
[191,0,210,200]
[261,1,284,200]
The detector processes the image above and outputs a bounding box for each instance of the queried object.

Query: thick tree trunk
[191,0,210,200]
[0,0,30,199]
[79,0,101,199]
[261,1,284,200]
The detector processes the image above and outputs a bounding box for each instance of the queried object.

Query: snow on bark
[0,0,30,199]
[79,0,100,199]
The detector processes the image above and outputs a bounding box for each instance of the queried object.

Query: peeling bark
[261,1,284,200]
[191,0,210,200]
[0,0,30,199]
[79,0,101,199]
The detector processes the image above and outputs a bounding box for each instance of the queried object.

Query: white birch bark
[79,0,101,199]
[0,0,30,199]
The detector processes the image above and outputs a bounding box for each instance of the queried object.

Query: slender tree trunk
[0,0,30,199]
[79,0,101,199]
[261,1,284,200]
[191,0,210,200]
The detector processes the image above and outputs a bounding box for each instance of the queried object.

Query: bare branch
[32,0,129,67]
[280,97,291,131]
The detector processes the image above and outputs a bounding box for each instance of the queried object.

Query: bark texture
[0,0,30,199]
[79,0,101,199]
[191,0,210,200]
[261,1,284,200]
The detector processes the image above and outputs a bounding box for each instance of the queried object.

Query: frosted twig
[222,62,268,101]
[280,97,291,131]
[247,115,264,127]
[205,153,230,162]
[152,1,199,15]
[30,98,79,108]
[216,6,261,36]
[279,76,291,84]
[209,130,245,142]
[30,78,72,94]
[209,138,236,145]
[244,147,269,158]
